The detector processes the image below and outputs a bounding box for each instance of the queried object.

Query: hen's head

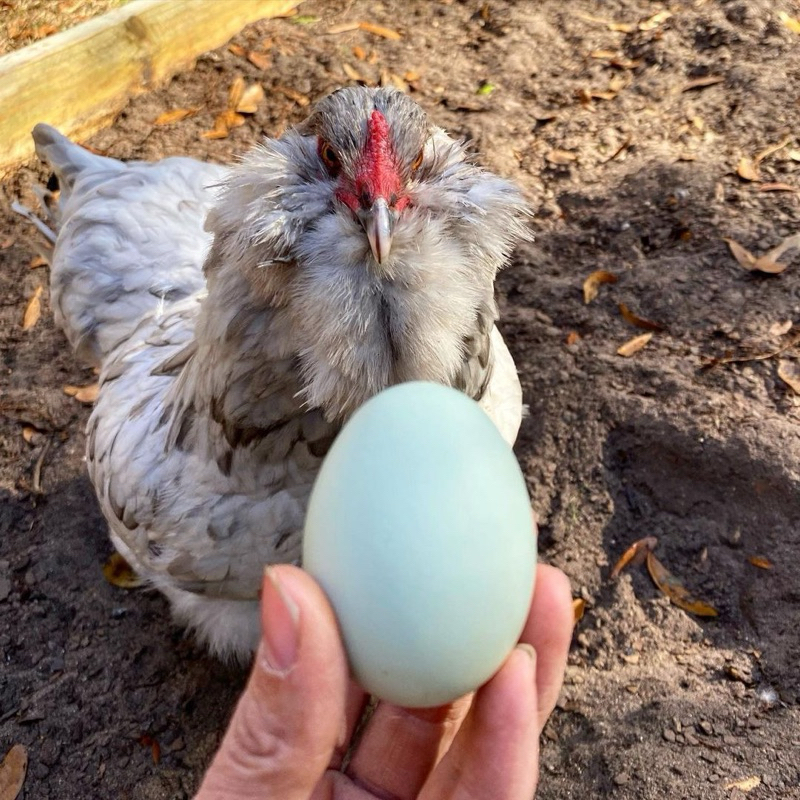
[204,86,529,420]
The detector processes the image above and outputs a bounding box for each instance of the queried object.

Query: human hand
[195,561,573,799]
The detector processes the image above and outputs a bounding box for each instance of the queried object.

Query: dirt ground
[1,1,799,798]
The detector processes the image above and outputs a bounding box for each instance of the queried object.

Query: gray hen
[32,86,529,660]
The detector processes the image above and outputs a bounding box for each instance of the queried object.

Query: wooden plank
[0,0,301,176]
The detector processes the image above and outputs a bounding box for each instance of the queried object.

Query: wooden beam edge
[0,0,301,177]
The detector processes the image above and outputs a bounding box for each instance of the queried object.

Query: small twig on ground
[31,437,52,495]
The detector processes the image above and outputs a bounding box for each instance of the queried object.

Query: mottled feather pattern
[33,87,529,660]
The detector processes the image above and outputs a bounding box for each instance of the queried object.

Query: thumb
[195,566,349,800]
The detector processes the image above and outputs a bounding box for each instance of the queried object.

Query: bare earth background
[1,1,800,798]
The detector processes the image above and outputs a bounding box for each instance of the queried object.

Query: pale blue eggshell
[302,381,536,708]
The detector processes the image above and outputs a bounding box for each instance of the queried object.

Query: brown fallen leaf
[589,51,642,69]
[573,598,586,623]
[63,382,100,404]
[327,21,360,34]
[618,302,665,332]
[777,360,800,394]
[154,108,198,125]
[236,83,265,114]
[639,10,672,30]
[102,552,143,589]
[138,734,161,765]
[724,775,761,792]
[758,182,796,192]
[769,319,793,337]
[576,14,634,33]
[273,85,311,107]
[227,75,246,109]
[736,157,760,182]
[779,11,800,34]
[682,75,724,92]
[754,133,793,164]
[762,233,800,267]
[246,50,271,71]
[583,270,618,303]
[22,285,43,330]
[228,43,245,57]
[21,425,42,445]
[565,331,581,346]
[404,70,421,82]
[546,149,578,165]
[342,62,364,82]
[646,552,718,617]
[617,332,653,357]
[352,45,367,60]
[610,536,658,579]
[358,21,402,39]
[29,255,47,269]
[703,332,800,371]
[724,237,757,269]
[0,743,27,800]
[748,555,774,570]
[723,237,789,275]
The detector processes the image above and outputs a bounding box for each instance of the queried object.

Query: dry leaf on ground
[102,553,143,589]
[236,83,265,114]
[610,536,658,579]
[646,552,719,617]
[273,86,311,107]
[154,108,198,126]
[703,332,800,371]
[736,157,760,181]
[246,50,271,70]
[342,62,364,82]
[573,598,586,622]
[754,134,793,164]
[758,182,796,193]
[777,360,800,394]
[576,14,634,33]
[724,237,757,269]
[618,302,665,332]
[583,270,618,303]
[227,75,246,109]
[723,236,798,275]
[639,10,671,30]
[682,75,724,91]
[358,21,402,39]
[63,383,99,404]
[769,320,793,337]
[327,21,360,34]
[565,331,581,346]
[748,556,774,570]
[617,332,653,357]
[0,744,27,800]
[546,149,578,165]
[22,286,43,330]
[724,776,761,792]
[779,12,800,34]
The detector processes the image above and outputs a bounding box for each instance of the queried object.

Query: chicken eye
[410,148,424,173]
[319,140,341,174]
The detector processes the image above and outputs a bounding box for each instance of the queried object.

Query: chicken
[31,86,529,660]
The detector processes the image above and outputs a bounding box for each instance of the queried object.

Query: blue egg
[303,381,536,708]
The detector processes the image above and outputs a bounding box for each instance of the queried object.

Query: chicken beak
[360,197,394,265]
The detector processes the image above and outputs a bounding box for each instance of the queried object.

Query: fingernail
[262,567,300,675]
[515,643,537,669]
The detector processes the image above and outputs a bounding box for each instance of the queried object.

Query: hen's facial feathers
[36,87,529,660]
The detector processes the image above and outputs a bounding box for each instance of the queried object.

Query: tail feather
[32,123,120,204]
